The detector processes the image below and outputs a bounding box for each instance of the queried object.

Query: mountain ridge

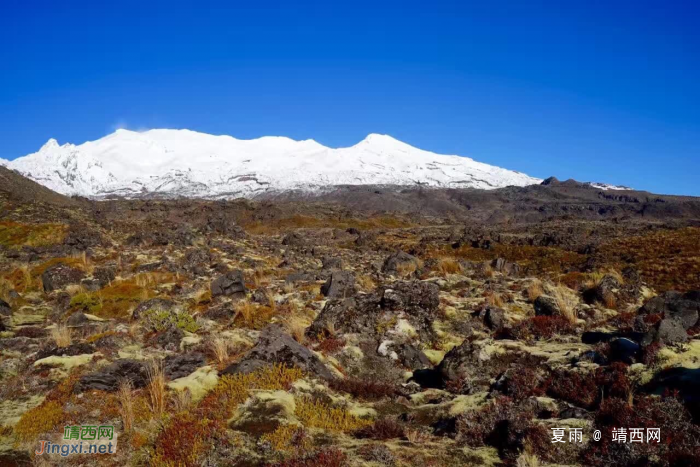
[5,129,543,199]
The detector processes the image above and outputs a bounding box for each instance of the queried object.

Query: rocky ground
[1,170,700,466]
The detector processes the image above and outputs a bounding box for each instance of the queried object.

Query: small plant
[355,417,405,440]
[295,397,372,432]
[551,284,578,324]
[436,257,462,275]
[210,337,230,365]
[146,360,166,417]
[118,379,134,432]
[328,377,397,401]
[259,424,309,453]
[526,279,544,302]
[142,307,199,333]
[51,324,72,348]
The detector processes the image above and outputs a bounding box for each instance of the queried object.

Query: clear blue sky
[1,1,698,195]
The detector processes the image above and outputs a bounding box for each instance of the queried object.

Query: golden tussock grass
[435,257,463,276]
[550,284,579,324]
[51,324,72,348]
[294,397,371,432]
[356,274,376,292]
[485,291,505,308]
[210,337,230,365]
[526,279,544,302]
[118,379,135,432]
[146,360,166,418]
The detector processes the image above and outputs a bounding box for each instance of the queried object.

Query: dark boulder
[608,338,641,364]
[78,359,148,392]
[163,352,206,380]
[66,312,90,327]
[380,281,439,317]
[638,291,699,330]
[643,318,689,346]
[148,326,185,351]
[480,306,505,331]
[36,342,96,360]
[93,266,116,287]
[223,324,334,380]
[306,294,381,337]
[211,270,247,298]
[381,251,420,277]
[41,263,85,292]
[534,295,560,317]
[0,299,11,318]
[252,288,272,305]
[320,271,355,298]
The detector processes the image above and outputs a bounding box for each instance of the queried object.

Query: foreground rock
[222,324,334,380]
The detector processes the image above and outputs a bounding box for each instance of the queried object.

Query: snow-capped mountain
[4,129,543,199]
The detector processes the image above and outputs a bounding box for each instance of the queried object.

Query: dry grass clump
[550,284,578,324]
[146,360,166,417]
[210,337,230,365]
[485,291,505,308]
[526,279,544,302]
[282,315,309,344]
[295,398,372,432]
[118,379,135,432]
[234,300,277,330]
[435,257,463,276]
[396,259,422,279]
[51,323,72,348]
[516,449,541,467]
[356,274,376,292]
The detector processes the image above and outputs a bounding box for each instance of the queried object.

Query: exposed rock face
[211,270,247,298]
[381,251,420,276]
[222,324,334,380]
[320,270,355,298]
[78,359,148,392]
[41,263,85,292]
[148,326,185,351]
[164,352,206,380]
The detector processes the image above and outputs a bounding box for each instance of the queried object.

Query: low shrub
[509,316,573,340]
[276,448,348,467]
[142,308,199,333]
[355,418,405,440]
[328,377,398,401]
[295,398,372,432]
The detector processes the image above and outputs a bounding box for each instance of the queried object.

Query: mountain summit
[5,129,542,199]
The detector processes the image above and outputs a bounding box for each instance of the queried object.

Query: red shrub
[316,337,346,354]
[510,315,573,340]
[355,418,405,440]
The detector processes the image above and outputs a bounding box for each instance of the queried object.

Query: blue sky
[1,1,698,195]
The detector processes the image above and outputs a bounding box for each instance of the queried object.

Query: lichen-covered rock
[211,270,247,298]
[223,324,334,380]
[534,295,560,317]
[381,251,420,276]
[163,352,206,380]
[78,359,148,392]
[320,270,355,298]
[41,263,85,292]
